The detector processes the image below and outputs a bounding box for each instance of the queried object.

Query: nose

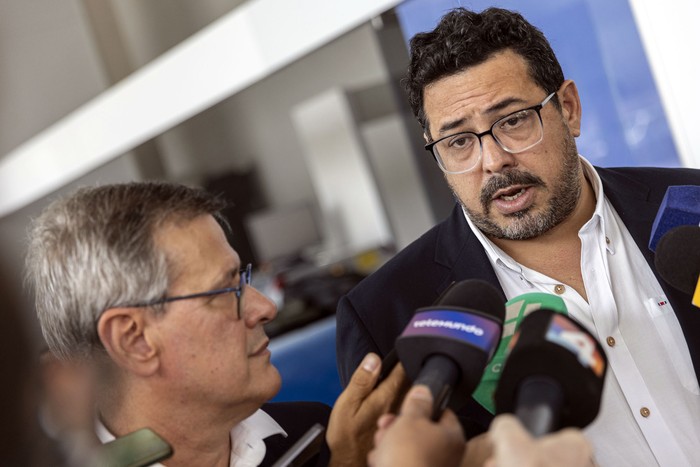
[480,134,518,174]
[242,286,277,326]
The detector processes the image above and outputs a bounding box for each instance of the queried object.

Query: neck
[98,380,253,467]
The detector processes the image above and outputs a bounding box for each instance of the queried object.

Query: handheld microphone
[648,185,700,252]
[376,282,464,385]
[472,293,568,414]
[654,225,700,308]
[494,310,607,437]
[395,280,505,420]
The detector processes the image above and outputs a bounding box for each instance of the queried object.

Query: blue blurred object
[269,316,342,407]
[395,0,681,168]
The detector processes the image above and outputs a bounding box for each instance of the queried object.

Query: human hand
[326,353,409,467]
[485,415,594,467]
[367,384,466,467]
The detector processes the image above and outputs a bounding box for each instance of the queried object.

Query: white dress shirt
[96,409,287,467]
[464,156,700,466]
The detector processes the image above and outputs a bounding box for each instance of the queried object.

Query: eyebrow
[210,266,240,290]
[437,96,529,135]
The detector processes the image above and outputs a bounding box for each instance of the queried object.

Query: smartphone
[271,423,325,467]
[97,428,173,467]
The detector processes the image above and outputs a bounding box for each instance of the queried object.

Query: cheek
[446,174,482,206]
[164,318,248,367]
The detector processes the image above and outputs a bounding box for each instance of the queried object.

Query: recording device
[473,292,568,413]
[648,185,700,251]
[494,310,607,437]
[654,225,700,308]
[376,282,463,385]
[395,279,505,420]
[97,428,173,467]
[271,423,325,467]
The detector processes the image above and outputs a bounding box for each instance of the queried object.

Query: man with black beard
[336,7,700,466]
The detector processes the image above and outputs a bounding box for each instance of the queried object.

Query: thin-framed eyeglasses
[117,263,252,319]
[425,92,556,174]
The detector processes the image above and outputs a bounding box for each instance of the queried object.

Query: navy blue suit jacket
[336,166,700,438]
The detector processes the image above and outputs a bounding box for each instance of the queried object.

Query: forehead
[423,50,540,133]
[155,214,239,288]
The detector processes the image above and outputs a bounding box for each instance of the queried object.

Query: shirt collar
[578,156,615,255]
[230,409,287,467]
[232,408,287,445]
[95,409,287,467]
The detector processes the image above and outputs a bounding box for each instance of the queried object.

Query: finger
[373,363,410,414]
[337,353,382,409]
[438,409,466,442]
[372,413,396,451]
[538,428,593,467]
[489,414,531,442]
[488,414,533,463]
[376,413,397,430]
[373,424,386,448]
[367,447,377,467]
[399,384,434,418]
[354,361,409,418]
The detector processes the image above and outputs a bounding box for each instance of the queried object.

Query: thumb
[399,385,434,418]
[338,353,382,407]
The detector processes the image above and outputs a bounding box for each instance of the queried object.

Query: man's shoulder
[596,165,700,189]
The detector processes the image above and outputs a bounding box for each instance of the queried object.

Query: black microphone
[654,225,700,307]
[376,281,464,385]
[494,310,607,437]
[395,280,505,420]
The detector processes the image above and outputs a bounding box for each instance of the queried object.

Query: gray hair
[25,181,228,360]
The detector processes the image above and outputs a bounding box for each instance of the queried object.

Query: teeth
[500,188,525,201]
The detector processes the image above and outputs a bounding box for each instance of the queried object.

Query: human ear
[97,308,160,377]
[557,80,582,137]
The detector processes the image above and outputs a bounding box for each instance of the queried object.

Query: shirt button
[605,236,611,244]
[554,284,566,295]
[640,407,651,417]
[606,336,616,347]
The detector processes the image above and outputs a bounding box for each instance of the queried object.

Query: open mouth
[495,187,527,201]
[493,185,529,201]
[490,185,536,215]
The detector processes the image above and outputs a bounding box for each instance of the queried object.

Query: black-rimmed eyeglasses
[118,263,252,319]
[425,92,556,174]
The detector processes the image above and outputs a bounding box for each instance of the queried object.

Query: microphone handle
[414,354,460,421]
[514,376,564,437]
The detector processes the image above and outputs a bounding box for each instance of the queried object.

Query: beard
[451,130,582,240]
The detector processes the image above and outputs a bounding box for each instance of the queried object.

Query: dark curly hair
[404,7,565,134]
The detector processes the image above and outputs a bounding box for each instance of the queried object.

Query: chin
[259,366,283,401]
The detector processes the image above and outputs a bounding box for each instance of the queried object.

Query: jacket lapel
[433,203,505,300]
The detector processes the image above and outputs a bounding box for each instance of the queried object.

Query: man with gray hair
[26,181,406,467]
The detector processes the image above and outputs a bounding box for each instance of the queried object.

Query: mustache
[480,170,545,208]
